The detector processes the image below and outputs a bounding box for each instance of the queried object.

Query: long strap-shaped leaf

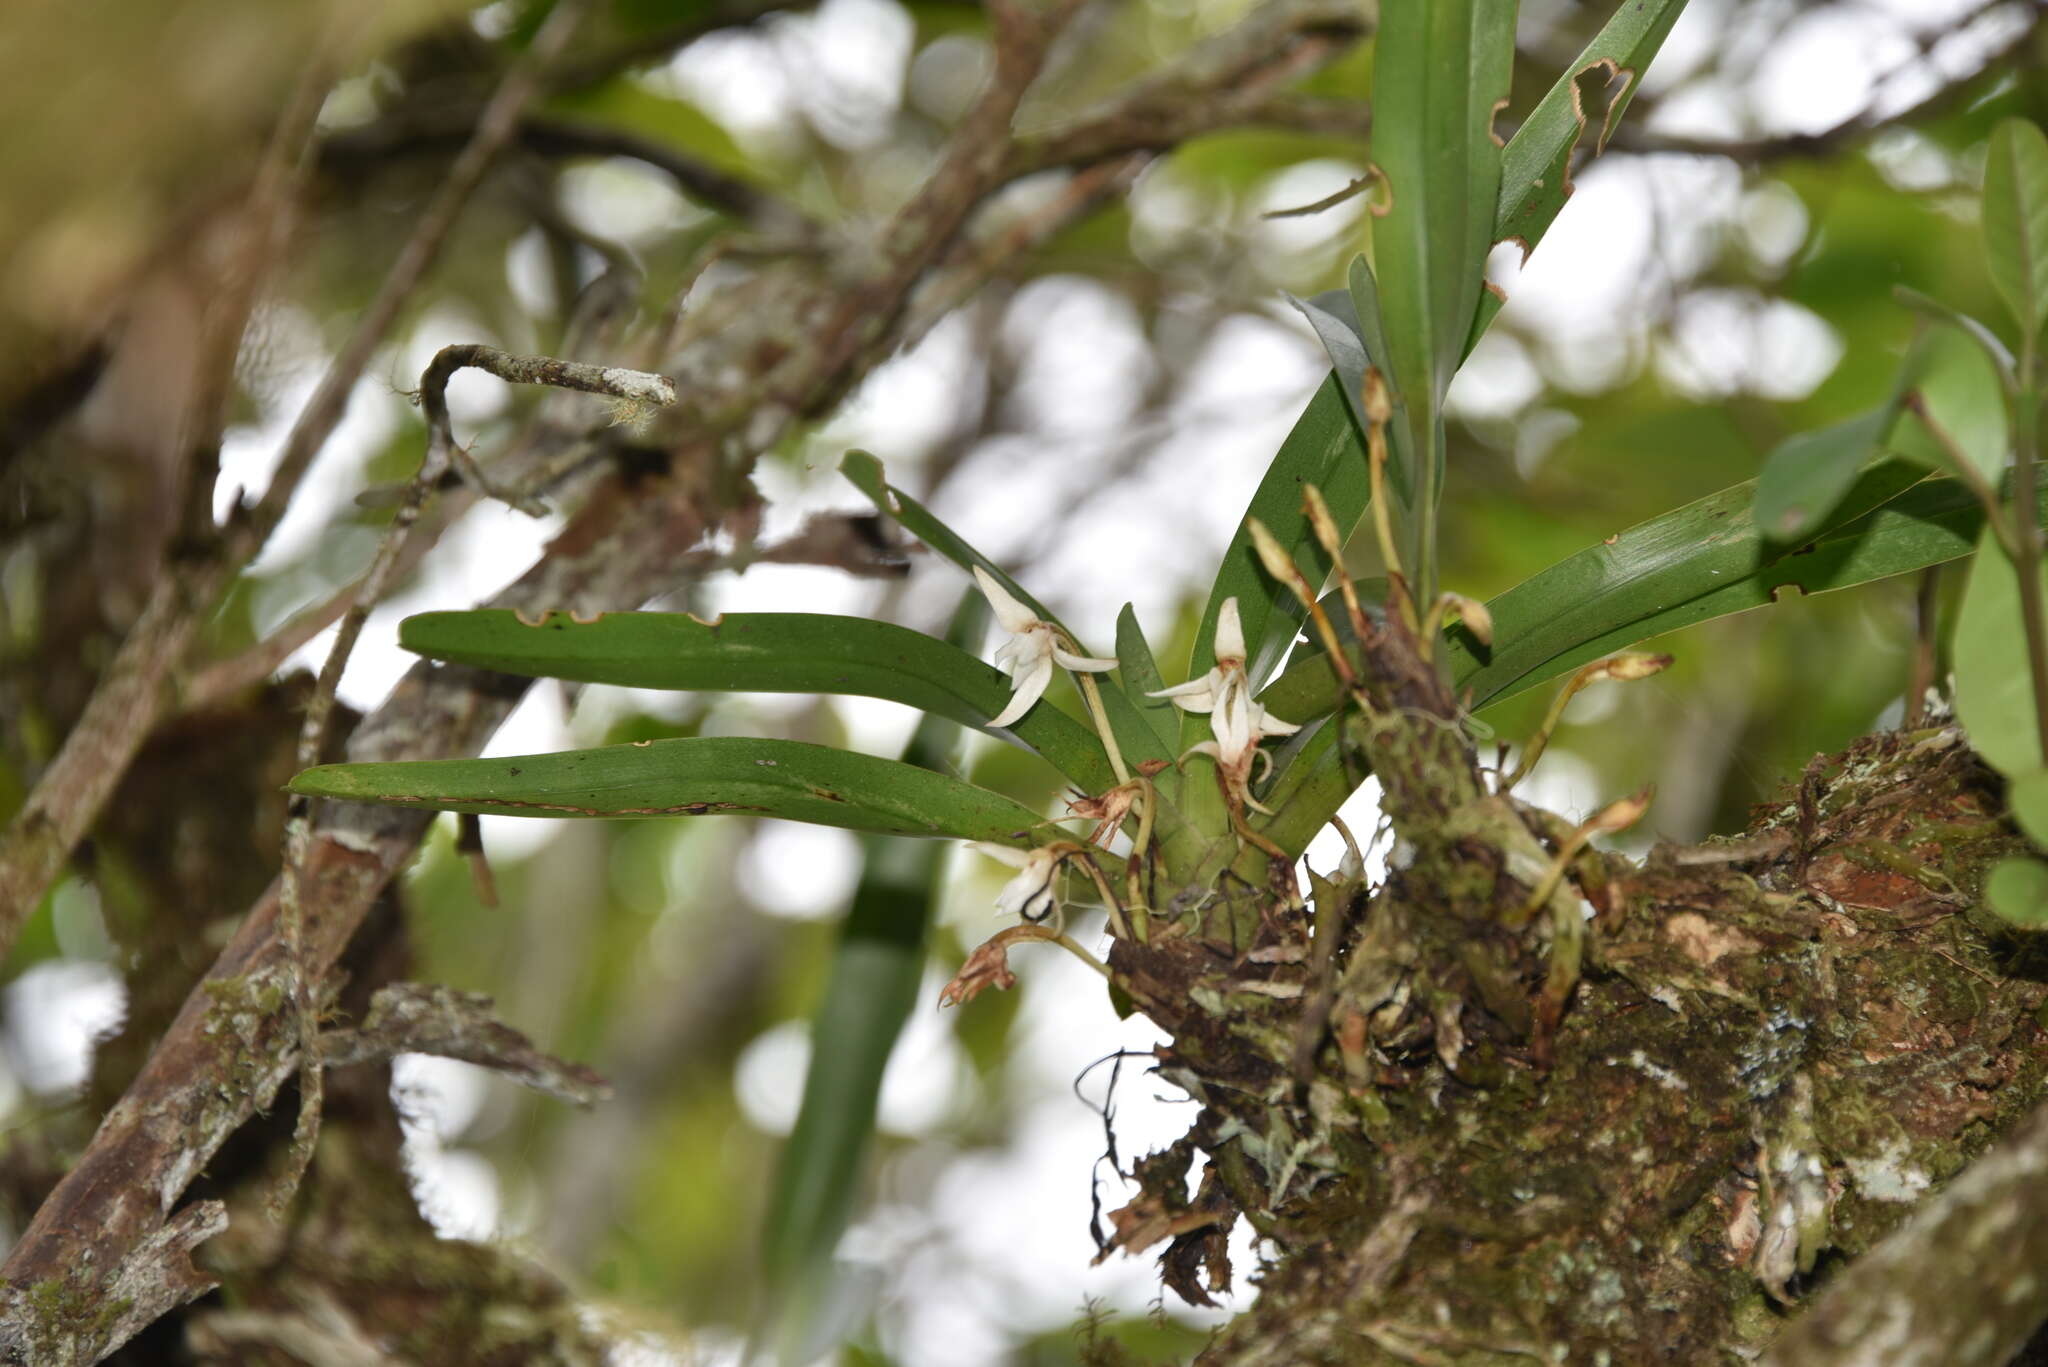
[290,736,1055,844]
[398,609,1116,793]
[1253,471,2046,857]
[1260,464,2032,723]
[1369,0,1517,606]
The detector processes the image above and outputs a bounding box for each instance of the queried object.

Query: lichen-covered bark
[1103,716,2040,1366]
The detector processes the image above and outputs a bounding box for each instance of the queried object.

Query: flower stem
[1070,659,1133,787]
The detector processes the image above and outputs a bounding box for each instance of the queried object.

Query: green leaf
[1190,374,1369,696]
[1893,287,2018,396]
[1450,461,1957,711]
[399,609,1115,793]
[1477,0,1689,348]
[1985,855,2048,929]
[2007,769,2048,848]
[1261,462,2034,723]
[1297,276,1417,508]
[1890,323,2012,487]
[1753,409,1896,543]
[1983,118,2048,345]
[1955,522,2048,776]
[1370,0,1517,601]
[1374,0,1515,402]
[1115,604,1178,755]
[290,736,1054,844]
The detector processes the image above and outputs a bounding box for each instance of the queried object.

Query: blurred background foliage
[1,0,2045,1363]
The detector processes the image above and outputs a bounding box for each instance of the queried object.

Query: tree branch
[1762,1092,2048,1367]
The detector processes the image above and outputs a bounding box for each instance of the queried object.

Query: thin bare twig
[268,343,674,1214]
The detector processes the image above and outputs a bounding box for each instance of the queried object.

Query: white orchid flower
[968,842,1062,922]
[973,566,1116,728]
[1148,598,1300,773]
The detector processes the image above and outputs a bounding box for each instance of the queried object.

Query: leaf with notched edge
[290,736,1056,845]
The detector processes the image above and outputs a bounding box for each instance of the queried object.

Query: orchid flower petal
[968,841,1033,870]
[1148,672,1222,711]
[1254,708,1302,739]
[972,565,1040,635]
[1213,596,1247,664]
[989,847,1060,921]
[1052,645,1118,672]
[990,650,1054,727]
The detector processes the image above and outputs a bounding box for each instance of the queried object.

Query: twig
[321,983,611,1106]
[321,112,819,243]
[268,343,674,1214]
[241,0,591,563]
[1262,168,1383,219]
[181,499,461,711]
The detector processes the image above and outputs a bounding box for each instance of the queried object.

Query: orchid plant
[285,0,2048,1341]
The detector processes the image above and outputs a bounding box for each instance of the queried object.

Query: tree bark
[1093,716,2045,1365]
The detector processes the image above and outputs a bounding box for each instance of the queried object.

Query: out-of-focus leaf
[290,737,1053,843]
[1894,287,2018,393]
[1986,855,2048,929]
[2007,769,2048,848]
[1983,118,2048,345]
[1753,409,1896,543]
[761,598,977,1362]
[1474,0,1690,347]
[398,608,1113,792]
[1890,324,2011,485]
[1956,523,2048,776]
[546,81,755,181]
[1260,463,2035,723]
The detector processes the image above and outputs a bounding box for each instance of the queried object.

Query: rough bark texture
[1095,710,2044,1366]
